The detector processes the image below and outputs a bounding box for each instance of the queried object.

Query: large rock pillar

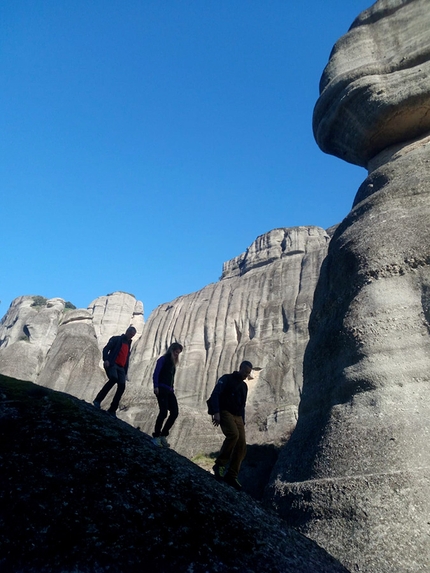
[265,1,430,571]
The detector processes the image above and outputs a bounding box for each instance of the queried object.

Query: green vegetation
[64,301,76,310]
[31,296,47,308]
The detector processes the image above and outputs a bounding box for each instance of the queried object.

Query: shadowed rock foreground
[0,375,348,573]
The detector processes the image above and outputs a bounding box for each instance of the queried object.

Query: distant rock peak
[221,226,329,279]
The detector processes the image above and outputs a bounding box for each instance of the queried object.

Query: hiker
[152,342,183,448]
[93,326,137,417]
[208,360,253,491]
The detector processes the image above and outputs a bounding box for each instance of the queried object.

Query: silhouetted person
[209,360,253,490]
[152,342,183,447]
[93,326,136,416]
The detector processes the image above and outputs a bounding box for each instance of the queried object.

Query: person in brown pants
[208,361,253,490]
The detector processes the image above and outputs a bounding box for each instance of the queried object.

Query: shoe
[152,437,163,447]
[224,474,242,491]
[160,436,170,448]
[212,464,227,481]
[93,400,101,409]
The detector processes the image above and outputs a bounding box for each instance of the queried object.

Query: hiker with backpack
[151,342,183,448]
[207,360,253,491]
[93,326,137,417]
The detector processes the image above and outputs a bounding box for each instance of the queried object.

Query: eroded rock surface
[126,226,329,458]
[267,2,430,572]
[0,292,143,400]
[313,0,430,167]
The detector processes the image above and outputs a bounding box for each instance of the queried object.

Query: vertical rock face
[126,226,329,458]
[0,297,65,381]
[267,2,430,572]
[88,291,144,350]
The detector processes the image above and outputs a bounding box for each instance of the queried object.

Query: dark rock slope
[0,375,348,573]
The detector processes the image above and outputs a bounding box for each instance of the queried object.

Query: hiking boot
[224,474,242,491]
[152,437,163,448]
[160,436,170,448]
[93,400,101,409]
[212,464,227,481]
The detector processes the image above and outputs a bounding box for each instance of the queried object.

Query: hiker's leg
[226,415,246,479]
[108,367,126,413]
[153,390,169,437]
[160,392,178,437]
[94,366,118,404]
[216,411,239,468]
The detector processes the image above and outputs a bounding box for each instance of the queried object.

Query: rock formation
[266,2,430,572]
[125,226,329,458]
[0,292,144,395]
[0,296,66,382]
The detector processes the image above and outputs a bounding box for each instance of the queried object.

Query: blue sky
[1,0,372,319]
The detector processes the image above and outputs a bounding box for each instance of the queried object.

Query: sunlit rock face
[267,2,430,573]
[313,0,430,168]
[0,296,65,382]
[0,292,143,400]
[38,309,105,402]
[88,291,144,351]
[126,226,329,458]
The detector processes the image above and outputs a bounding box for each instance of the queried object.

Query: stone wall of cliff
[0,226,329,461]
[125,226,329,457]
[266,2,430,572]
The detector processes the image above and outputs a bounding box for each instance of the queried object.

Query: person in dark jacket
[152,342,183,448]
[93,326,137,416]
[209,360,253,490]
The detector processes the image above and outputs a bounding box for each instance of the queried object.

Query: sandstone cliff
[0,227,329,467]
[125,226,329,458]
[266,2,430,572]
[0,292,144,395]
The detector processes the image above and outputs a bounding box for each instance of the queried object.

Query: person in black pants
[93,326,137,416]
[152,342,183,447]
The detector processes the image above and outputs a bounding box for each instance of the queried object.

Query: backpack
[206,395,216,415]
[206,374,230,415]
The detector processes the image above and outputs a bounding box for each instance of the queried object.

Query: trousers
[153,389,178,437]
[216,411,247,479]
[95,364,126,413]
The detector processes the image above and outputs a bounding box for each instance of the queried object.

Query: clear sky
[1,0,372,319]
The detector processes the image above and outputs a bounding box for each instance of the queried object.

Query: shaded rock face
[313,0,430,168]
[267,2,430,572]
[126,226,329,458]
[0,376,349,573]
[88,291,144,351]
[0,297,66,382]
[0,292,143,399]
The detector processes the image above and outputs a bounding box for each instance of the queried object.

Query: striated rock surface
[0,375,349,573]
[267,2,430,572]
[313,0,430,168]
[0,292,143,402]
[0,296,65,382]
[126,226,329,459]
[88,291,144,351]
[38,309,105,402]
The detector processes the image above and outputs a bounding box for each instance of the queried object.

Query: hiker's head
[167,342,183,363]
[239,361,253,380]
[125,326,137,340]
